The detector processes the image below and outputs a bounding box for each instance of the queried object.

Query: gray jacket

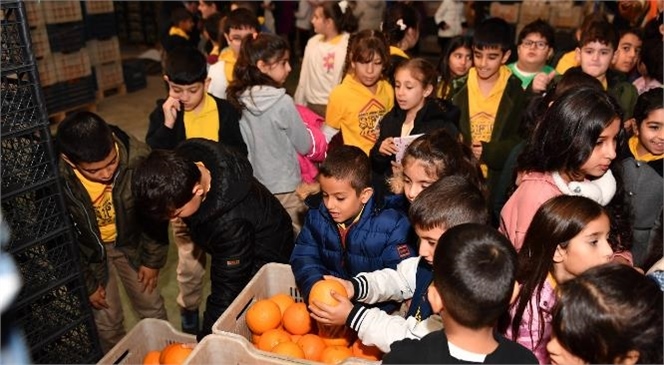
[239,86,311,194]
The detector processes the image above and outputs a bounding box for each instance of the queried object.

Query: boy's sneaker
[181,308,199,335]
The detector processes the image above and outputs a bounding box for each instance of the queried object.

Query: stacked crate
[1,1,102,363]
[82,0,125,100]
[29,1,95,119]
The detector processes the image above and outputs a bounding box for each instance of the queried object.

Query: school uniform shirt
[326,75,395,155]
[507,62,555,89]
[467,66,511,176]
[383,329,538,364]
[554,50,578,75]
[183,93,220,141]
[208,48,236,99]
[238,85,312,194]
[294,33,350,106]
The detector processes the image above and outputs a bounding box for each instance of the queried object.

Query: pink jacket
[296,105,328,183]
[506,278,556,365]
[500,172,561,251]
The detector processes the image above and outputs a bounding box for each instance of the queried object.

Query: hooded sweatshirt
[238,85,312,194]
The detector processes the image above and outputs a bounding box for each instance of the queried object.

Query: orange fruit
[257,328,292,352]
[320,345,352,365]
[246,299,282,334]
[309,279,348,307]
[159,343,194,365]
[251,333,261,345]
[271,340,306,358]
[319,324,353,347]
[142,350,161,365]
[297,334,327,361]
[290,334,302,343]
[282,302,312,335]
[351,339,383,360]
[270,293,296,315]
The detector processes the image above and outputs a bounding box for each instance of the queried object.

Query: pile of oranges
[142,342,195,365]
[245,279,382,364]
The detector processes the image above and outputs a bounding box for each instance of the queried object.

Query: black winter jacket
[146,95,247,156]
[59,127,169,295]
[176,139,294,340]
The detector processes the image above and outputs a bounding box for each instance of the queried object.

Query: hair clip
[396,19,406,31]
[338,0,348,14]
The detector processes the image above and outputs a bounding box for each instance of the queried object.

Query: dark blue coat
[290,194,414,301]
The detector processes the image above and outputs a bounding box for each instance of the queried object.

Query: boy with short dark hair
[451,17,525,215]
[162,7,197,55]
[57,112,168,353]
[573,20,638,119]
[508,19,557,91]
[382,223,538,364]
[146,45,246,334]
[308,175,489,352]
[208,8,259,99]
[290,145,414,301]
[132,138,295,340]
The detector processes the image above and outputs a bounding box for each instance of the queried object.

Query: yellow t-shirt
[73,144,119,243]
[184,93,220,141]
[219,48,236,83]
[555,50,578,75]
[169,26,190,40]
[389,46,409,59]
[326,75,395,154]
[467,66,511,176]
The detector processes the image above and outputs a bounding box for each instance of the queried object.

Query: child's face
[472,46,510,81]
[319,175,372,223]
[553,213,613,284]
[517,32,552,68]
[448,46,472,77]
[635,108,664,156]
[171,188,205,219]
[612,33,642,74]
[576,41,616,80]
[579,118,620,178]
[259,52,292,85]
[311,6,329,35]
[352,54,384,89]
[414,225,446,265]
[394,69,432,112]
[68,147,120,184]
[180,18,195,33]
[225,27,256,55]
[166,79,209,112]
[547,335,585,365]
[403,160,437,203]
[198,0,217,19]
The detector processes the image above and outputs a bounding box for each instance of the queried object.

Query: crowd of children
[55,1,663,362]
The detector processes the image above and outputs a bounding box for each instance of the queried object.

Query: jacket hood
[240,86,287,116]
[176,139,254,216]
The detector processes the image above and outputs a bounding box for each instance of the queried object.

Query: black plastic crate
[1,127,56,196]
[1,1,32,72]
[1,69,47,136]
[13,280,101,364]
[46,21,85,53]
[84,12,117,40]
[122,58,147,92]
[43,75,95,115]
[2,183,68,250]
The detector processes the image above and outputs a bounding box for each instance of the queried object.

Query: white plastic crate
[98,319,196,365]
[211,263,378,365]
[86,37,121,65]
[53,49,91,82]
[44,1,82,24]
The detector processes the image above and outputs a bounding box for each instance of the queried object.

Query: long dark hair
[552,263,663,364]
[506,195,608,348]
[317,1,358,34]
[342,29,389,79]
[436,36,472,100]
[382,2,419,46]
[226,33,289,110]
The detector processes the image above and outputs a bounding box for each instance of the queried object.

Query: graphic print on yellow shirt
[326,75,394,154]
[184,93,220,141]
[73,144,118,243]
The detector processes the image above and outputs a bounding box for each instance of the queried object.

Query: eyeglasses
[521,39,548,50]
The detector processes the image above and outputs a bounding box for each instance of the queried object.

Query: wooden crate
[37,58,58,87]
[24,1,44,28]
[518,2,550,26]
[93,61,124,92]
[86,37,120,65]
[549,5,584,29]
[53,50,91,82]
[82,0,114,15]
[490,2,521,24]
[30,26,50,59]
[44,1,82,24]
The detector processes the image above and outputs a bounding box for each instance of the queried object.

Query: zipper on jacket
[64,180,106,261]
